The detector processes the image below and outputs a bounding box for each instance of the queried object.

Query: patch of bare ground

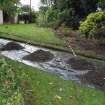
[0,42,24,51]
[80,69,105,91]
[23,50,54,62]
[67,57,95,71]
[55,28,105,57]
[66,56,105,91]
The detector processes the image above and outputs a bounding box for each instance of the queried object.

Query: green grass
[0,55,105,105]
[0,24,64,46]
[0,24,105,62]
[0,24,105,105]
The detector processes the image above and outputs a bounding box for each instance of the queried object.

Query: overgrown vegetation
[37,0,100,29]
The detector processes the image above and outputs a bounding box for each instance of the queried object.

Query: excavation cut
[1,38,105,92]
[67,57,95,70]
[23,50,54,62]
[0,42,24,51]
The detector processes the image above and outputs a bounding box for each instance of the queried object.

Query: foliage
[0,0,20,16]
[37,7,59,27]
[39,0,99,29]
[40,0,54,6]
[21,5,30,12]
[97,0,105,10]
[18,5,37,23]
[79,11,105,39]
[57,8,80,29]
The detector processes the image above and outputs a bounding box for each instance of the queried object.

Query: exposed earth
[80,69,105,91]
[23,50,54,62]
[0,42,24,51]
[67,57,95,71]
[0,38,105,92]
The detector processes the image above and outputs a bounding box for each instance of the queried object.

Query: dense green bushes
[38,0,99,29]
[57,8,80,29]
[79,11,105,39]
[36,7,80,29]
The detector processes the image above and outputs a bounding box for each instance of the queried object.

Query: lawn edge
[0,35,105,63]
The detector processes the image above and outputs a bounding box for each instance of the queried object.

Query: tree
[39,0,99,29]
[97,0,105,10]
[0,0,20,16]
[19,5,37,23]
[21,5,30,12]
[40,0,54,7]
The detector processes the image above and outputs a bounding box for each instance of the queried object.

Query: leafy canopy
[0,0,20,16]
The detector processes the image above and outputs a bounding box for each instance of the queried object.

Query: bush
[58,8,80,29]
[36,7,59,27]
[79,11,105,39]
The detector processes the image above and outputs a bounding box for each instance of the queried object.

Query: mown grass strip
[1,55,105,105]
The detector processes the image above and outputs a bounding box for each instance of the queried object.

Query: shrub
[36,7,59,27]
[79,11,105,39]
[58,8,80,29]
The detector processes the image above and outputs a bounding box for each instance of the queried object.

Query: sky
[20,0,41,11]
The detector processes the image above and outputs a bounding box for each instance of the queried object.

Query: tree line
[0,0,105,40]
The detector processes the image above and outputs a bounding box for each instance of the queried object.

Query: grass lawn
[0,24,64,47]
[0,24,105,62]
[0,55,105,105]
[0,24,105,105]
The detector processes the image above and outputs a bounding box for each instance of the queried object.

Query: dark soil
[78,39,97,50]
[0,42,24,51]
[80,69,105,91]
[23,50,54,62]
[67,57,95,70]
[95,43,105,53]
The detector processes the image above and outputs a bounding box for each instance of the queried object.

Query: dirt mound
[80,70,105,91]
[23,50,54,62]
[0,42,24,51]
[67,57,95,70]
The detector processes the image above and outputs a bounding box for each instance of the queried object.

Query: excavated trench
[0,38,105,91]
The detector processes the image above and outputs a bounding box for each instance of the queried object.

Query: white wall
[14,15,18,23]
[0,10,3,24]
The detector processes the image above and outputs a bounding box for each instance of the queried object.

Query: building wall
[0,10,3,24]
[14,15,18,23]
